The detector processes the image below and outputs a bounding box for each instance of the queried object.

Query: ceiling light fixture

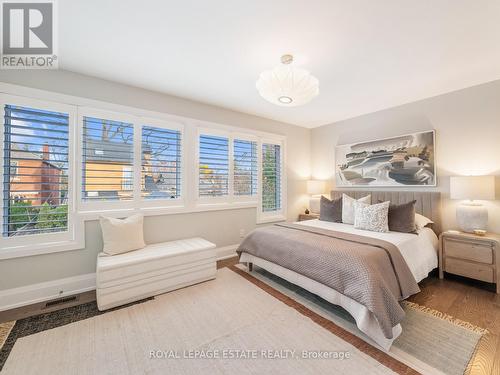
[256,54,319,107]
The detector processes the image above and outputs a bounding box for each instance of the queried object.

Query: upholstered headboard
[330,190,442,234]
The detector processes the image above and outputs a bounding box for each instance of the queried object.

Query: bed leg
[248,262,253,272]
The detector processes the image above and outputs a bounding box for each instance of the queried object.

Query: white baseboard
[0,273,96,312]
[0,245,239,312]
[216,244,239,260]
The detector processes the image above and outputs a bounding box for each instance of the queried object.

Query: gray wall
[311,80,500,234]
[0,70,310,289]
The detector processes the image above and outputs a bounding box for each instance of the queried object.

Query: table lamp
[306,180,326,214]
[450,176,495,233]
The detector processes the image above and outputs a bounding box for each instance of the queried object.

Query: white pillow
[99,214,146,256]
[354,201,390,233]
[415,213,434,230]
[342,194,371,224]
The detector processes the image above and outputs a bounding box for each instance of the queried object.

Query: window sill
[193,201,257,212]
[0,203,284,260]
[76,201,258,221]
[140,202,257,216]
[0,238,85,260]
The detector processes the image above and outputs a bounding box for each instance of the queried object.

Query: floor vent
[44,296,78,308]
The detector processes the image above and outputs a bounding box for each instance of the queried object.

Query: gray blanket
[237,223,420,339]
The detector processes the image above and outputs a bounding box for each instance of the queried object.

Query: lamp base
[309,196,321,214]
[456,204,488,233]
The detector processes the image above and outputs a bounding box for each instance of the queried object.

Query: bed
[238,190,441,350]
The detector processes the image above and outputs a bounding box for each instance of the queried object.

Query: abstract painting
[335,130,436,187]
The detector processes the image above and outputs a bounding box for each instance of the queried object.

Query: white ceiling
[60,0,500,128]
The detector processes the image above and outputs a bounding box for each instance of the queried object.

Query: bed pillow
[319,196,342,222]
[99,214,146,256]
[342,194,371,224]
[415,213,434,230]
[354,201,390,233]
[384,200,417,233]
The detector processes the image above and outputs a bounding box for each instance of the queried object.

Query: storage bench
[96,237,216,310]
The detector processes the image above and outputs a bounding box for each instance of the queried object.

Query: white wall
[0,70,310,290]
[311,80,500,234]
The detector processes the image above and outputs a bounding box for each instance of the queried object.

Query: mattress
[297,219,438,282]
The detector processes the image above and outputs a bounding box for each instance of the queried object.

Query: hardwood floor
[407,273,500,375]
[2,256,499,374]
[216,256,241,270]
[0,291,96,323]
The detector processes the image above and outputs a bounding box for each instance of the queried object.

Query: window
[0,87,288,259]
[10,160,18,176]
[121,166,133,190]
[142,125,182,200]
[82,116,134,202]
[262,143,282,212]
[233,139,257,197]
[2,105,69,237]
[198,134,229,197]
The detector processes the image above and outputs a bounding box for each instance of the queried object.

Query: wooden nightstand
[298,213,320,221]
[439,231,500,293]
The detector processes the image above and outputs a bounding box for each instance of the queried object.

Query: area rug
[0,296,154,372]
[0,322,14,350]
[2,268,417,375]
[234,264,488,375]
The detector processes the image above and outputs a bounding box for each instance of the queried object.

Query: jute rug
[1,267,487,375]
[0,322,14,350]
[3,268,414,375]
[236,264,488,375]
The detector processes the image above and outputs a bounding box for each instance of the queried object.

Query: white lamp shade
[450,176,495,200]
[256,65,319,107]
[306,180,326,195]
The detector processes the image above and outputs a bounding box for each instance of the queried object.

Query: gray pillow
[319,196,342,222]
[385,200,417,233]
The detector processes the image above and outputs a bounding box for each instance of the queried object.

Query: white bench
[96,237,216,310]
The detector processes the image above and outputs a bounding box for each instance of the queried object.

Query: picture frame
[335,130,436,187]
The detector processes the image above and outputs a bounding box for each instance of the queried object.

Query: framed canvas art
[335,130,436,187]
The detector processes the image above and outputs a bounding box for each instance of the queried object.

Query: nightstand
[298,213,320,221]
[439,231,500,293]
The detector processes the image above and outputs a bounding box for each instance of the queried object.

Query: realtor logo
[1,0,58,69]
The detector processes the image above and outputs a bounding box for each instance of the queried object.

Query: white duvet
[296,219,438,283]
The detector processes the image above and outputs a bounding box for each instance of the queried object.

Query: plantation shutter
[198,134,229,197]
[262,143,282,212]
[82,116,134,201]
[3,105,69,237]
[141,126,182,199]
[233,139,257,196]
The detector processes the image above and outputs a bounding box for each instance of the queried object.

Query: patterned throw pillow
[342,194,371,224]
[354,201,390,233]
